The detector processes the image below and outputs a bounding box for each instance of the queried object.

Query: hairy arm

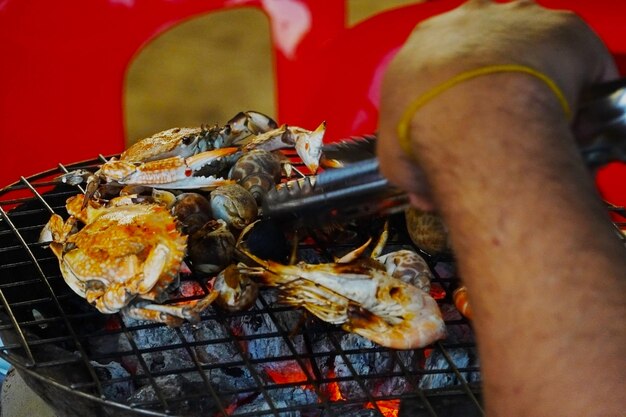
[377,1,626,416]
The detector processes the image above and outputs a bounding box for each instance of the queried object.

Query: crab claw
[295,121,325,173]
[224,111,278,146]
[185,146,239,171]
[97,147,239,190]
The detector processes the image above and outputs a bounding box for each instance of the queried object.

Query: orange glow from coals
[429,283,446,300]
[265,362,309,385]
[263,365,405,417]
[179,280,205,297]
[366,400,400,417]
[325,369,345,402]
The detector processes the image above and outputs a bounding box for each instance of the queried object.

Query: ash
[90,360,132,402]
[233,386,318,416]
[127,373,223,416]
[313,332,398,400]
[117,317,197,380]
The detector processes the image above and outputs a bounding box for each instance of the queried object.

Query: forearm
[409,74,626,417]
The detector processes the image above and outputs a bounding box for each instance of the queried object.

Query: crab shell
[48,201,187,314]
[121,127,211,162]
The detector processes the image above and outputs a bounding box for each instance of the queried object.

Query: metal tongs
[263,157,408,225]
[263,77,626,225]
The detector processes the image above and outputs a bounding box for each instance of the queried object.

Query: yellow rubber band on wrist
[396,64,572,160]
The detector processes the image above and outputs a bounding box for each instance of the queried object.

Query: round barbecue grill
[0,154,495,417]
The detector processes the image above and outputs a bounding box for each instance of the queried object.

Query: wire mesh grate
[9,154,619,416]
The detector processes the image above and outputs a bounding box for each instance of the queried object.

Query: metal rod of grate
[0,157,495,417]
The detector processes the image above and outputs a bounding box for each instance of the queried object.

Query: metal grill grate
[1,153,580,417]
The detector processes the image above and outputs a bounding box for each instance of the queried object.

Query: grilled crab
[60,111,277,196]
[41,194,217,326]
[241,122,326,173]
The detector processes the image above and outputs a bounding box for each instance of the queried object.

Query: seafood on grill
[368,220,434,293]
[187,219,236,274]
[215,110,279,147]
[41,194,217,326]
[212,264,259,312]
[376,250,433,293]
[241,122,326,173]
[118,110,277,161]
[453,285,472,320]
[210,184,258,229]
[228,149,282,204]
[95,147,239,190]
[59,111,277,195]
[405,207,450,255]
[170,192,214,235]
[236,249,446,349]
[121,127,217,162]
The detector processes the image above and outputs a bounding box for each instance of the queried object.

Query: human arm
[377,1,626,416]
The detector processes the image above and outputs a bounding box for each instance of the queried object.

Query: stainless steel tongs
[262,157,407,225]
[263,77,626,225]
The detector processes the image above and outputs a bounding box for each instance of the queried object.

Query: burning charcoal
[87,331,123,359]
[312,332,397,401]
[191,318,258,392]
[322,406,385,417]
[418,347,480,390]
[240,292,311,379]
[371,348,422,398]
[117,319,196,379]
[373,374,414,399]
[232,387,318,416]
[90,360,132,401]
[127,374,221,416]
[192,318,243,364]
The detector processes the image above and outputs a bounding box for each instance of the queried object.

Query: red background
[0,0,624,207]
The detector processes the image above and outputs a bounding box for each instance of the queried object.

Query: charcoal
[87,331,123,359]
[91,360,133,401]
[241,295,311,378]
[433,261,455,279]
[192,318,244,365]
[126,374,221,416]
[315,332,397,400]
[117,319,196,380]
[322,407,384,417]
[232,386,318,416]
[399,394,484,417]
[418,347,480,390]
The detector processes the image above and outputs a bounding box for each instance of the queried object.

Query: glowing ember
[265,362,308,385]
[429,282,446,300]
[179,280,205,297]
[325,369,345,402]
[366,399,400,417]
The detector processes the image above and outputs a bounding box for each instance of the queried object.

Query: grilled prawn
[237,251,446,349]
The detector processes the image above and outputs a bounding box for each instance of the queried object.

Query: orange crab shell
[58,201,187,310]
